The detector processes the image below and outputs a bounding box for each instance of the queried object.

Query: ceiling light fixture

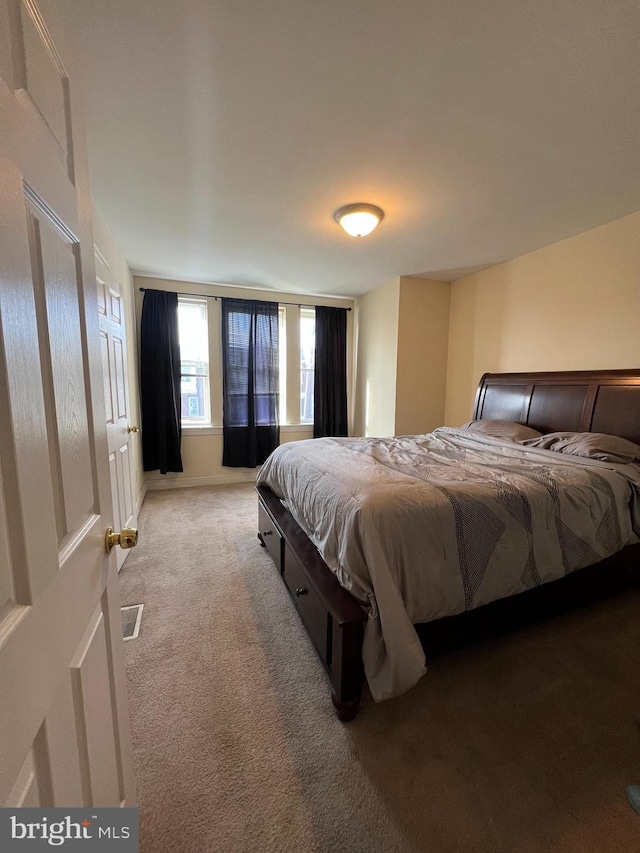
[333,203,384,237]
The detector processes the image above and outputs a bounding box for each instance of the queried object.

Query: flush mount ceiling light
[333,203,384,237]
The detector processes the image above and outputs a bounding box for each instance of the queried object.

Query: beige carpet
[119,484,640,853]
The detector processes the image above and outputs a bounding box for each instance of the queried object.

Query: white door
[96,249,138,572]
[0,0,135,808]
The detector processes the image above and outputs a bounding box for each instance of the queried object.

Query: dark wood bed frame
[257,369,640,720]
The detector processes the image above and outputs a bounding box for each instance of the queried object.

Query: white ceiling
[62,0,640,297]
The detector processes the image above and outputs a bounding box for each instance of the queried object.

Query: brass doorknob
[127,425,140,433]
[105,526,138,554]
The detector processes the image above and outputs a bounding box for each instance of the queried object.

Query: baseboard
[144,472,258,491]
[135,481,149,515]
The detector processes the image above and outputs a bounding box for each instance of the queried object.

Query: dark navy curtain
[314,306,348,438]
[140,289,183,474]
[221,298,279,467]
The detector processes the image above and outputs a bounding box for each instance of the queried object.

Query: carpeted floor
[119,484,640,853]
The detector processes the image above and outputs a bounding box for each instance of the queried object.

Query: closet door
[97,248,138,572]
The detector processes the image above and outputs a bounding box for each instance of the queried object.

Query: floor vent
[121,604,144,641]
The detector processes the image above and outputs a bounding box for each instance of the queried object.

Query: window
[223,303,278,427]
[178,297,210,425]
[300,307,315,423]
[175,297,320,429]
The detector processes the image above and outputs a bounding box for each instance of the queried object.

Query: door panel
[19,3,68,146]
[70,607,120,807]
[100,330,113,424]
[113,333,126,419]
[11,0,72,175]
[33,203,95,537]
[45,679,84,806]
[27,208,67,544]
[25,193,96,549]
[4,747,42,808]
[5,725,57,809]
[0,163,59,605]
[0,0,134,809]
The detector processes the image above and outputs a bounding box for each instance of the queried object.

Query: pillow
[459,419,543,442]
[523,432,640,464]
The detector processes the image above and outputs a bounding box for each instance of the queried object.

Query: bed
[256,369,640,720]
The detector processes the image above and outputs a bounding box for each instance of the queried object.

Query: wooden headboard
[473,370,640,445]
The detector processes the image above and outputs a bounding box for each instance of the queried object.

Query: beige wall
[444,211,640,426]
[135,276,355,488]
[92,203,145,503]
[395,277,450,435]
[354,276,451,437]
[353,278,400,437]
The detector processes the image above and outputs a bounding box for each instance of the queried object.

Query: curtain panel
[140,289,183,474]
[221,298,280,467]
[314,306,348,438]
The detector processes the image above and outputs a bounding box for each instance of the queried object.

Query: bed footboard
[256,485,366,721]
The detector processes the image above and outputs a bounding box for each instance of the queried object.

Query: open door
[0,0,135,807]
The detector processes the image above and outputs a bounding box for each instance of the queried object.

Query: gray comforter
[257,428,640,702]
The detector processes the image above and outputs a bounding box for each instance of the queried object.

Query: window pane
[178,298,211,425]
[178,301,209,363]
[180,374,209,422]
[300,368,314,422]
[300,308,315,422]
